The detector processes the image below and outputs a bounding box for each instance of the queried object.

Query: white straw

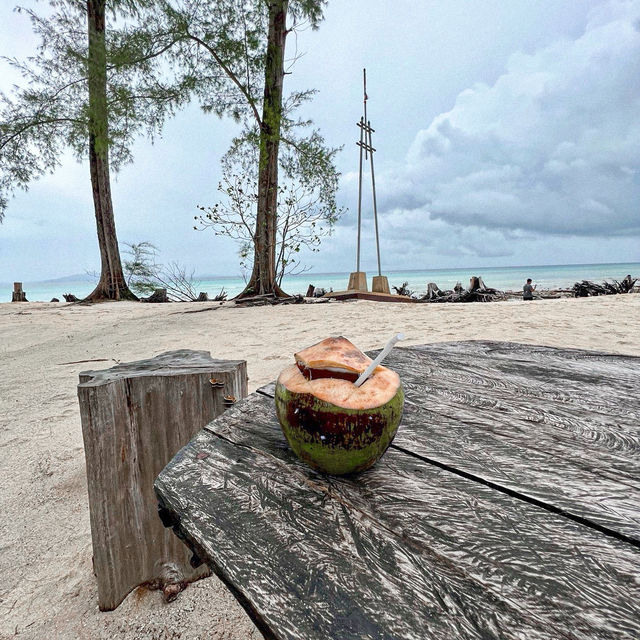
[354,333,405,387]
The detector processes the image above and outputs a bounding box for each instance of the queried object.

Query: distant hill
[34,273,97,284]
[0,273,97,287]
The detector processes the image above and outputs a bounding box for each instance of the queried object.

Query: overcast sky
[1,0,639,281]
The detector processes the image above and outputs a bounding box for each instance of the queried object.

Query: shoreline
[1,294,639,639]
[3,262,639,303]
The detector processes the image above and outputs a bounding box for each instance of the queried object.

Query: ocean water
[2,262,639,303]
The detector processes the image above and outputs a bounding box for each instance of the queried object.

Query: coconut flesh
[275,336,404,475]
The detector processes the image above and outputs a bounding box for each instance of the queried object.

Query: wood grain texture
[378,341,640,544]
[155,342,640,640]
[78,349,247,610]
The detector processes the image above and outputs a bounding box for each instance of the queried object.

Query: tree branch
[0,117,82,151]
[184,30,262,128]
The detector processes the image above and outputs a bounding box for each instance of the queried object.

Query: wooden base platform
[324,290,416,303]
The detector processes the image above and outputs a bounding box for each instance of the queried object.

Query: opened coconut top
[283,336,401,409]
[295,336,372,381]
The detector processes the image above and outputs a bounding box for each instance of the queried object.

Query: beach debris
[392,282,415,297]
[11,282,28,302]
[572,275,637,297]
[425,283,443,300]
[141,288,169,303]
[213,288,227,301]
[146,562,188,604]
[50,297,59,302]
[275,336,404,474]
[233,292,307,306]
[306,284,315,297]
[419,276,505,303]
[63,293,79,302]
[57,358,112,366]
[454,281,463,293]
[196,291,209,302]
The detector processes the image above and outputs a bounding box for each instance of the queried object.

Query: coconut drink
[275,336,404,475]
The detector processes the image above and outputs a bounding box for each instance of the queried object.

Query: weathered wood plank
[78,349,248,611]
[155,392,640,640]
[373,342,640,543]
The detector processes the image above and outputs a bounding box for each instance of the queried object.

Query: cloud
[378,0,640,240]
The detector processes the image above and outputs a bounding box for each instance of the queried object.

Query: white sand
[1,294,639,639]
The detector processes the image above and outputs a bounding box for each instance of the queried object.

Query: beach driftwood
[420,276,504,303]
[142,288,169,303]
[11,282,27,302]
[63,293,79,302]
[77,349,248,611]
[573,275,637,297]
[426,282,442,299]
[391,281,415,297]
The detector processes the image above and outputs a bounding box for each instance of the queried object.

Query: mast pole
[368,120,382,276]
[356,115,364,272]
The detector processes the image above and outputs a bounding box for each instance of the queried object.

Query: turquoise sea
[2,262,639,303]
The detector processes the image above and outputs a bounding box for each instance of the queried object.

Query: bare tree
[123,242,202,301]
[195,143,340,286]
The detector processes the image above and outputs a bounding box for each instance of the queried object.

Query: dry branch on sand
[419,276,506,303]
[572,275,637,297]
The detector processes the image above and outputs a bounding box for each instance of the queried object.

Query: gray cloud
[377,0,640,239]
[1,0,638,281]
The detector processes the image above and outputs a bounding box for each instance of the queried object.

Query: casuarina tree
[0,1,184,301]
[158,0,341,297]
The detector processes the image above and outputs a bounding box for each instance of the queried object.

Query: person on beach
[523,278,536,300]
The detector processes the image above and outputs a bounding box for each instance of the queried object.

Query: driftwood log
[11,282,27,302]
[391,282,414,297]
[142,288,169,303]
[196,291,209,302]
[425,282,442,299]
[420,276,504,303]
[63,293,79,302]
[573,274,637,297]
[77,349,247,611]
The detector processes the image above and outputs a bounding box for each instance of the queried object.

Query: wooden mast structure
[347,69,390,294]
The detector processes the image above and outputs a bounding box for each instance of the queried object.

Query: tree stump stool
[77,349,248,611]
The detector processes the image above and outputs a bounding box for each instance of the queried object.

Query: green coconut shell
[275,365,404,475]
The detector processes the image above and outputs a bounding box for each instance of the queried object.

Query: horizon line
[4,259,640,286]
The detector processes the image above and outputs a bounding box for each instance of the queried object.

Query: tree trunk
[85,0,136,302]
[238,0,289,299]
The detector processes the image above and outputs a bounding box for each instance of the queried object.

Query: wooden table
[155,341,640,640]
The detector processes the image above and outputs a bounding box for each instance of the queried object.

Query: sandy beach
[1,294,639,639]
